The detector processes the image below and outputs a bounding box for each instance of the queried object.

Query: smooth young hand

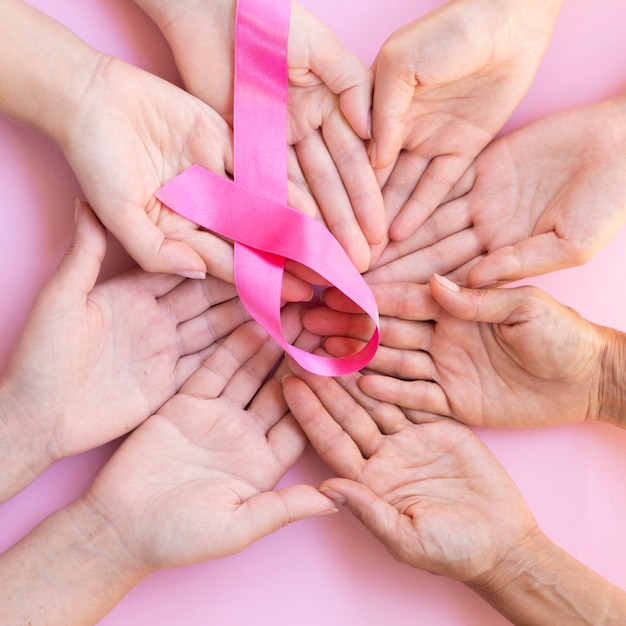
[134,0,385,272]
[0,204,248,500]
[368,97,626,287]
[370,0,563,240]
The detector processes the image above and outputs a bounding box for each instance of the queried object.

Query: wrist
[0,1,105,146]
[0,378,52,502]
[595,325,626,428]
[0,497,149,625]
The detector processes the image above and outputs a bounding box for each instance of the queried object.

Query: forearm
[468,528,626,625]
[0,380,51,503]
[0,0,102,144]
[0,497,147,625]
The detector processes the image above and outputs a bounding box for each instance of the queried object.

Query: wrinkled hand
[283,365,537,582]
[303,277,607,428]
[137,0,385,271]
[368,97,626,287]
[83,321,335,572]
[370,0,562,241]
[1,203,249,462]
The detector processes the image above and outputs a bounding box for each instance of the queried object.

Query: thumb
[429,273,543,326]
[291,5,372,139]
[320,478,411,555]
[51,200,107,296]
[228,485,338,552]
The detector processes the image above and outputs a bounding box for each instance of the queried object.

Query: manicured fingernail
[369,140,377,168]
[176,270,206,280]
[320,486,345,505]
[433,274,460,292]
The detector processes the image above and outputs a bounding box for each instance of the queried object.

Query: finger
[466,232,591,287]
[295,130,371,272]
[160,274,238,322]
[429,274,548,326]
[372,283,439,321]
[378,149,430,230]
[220,329,285,407]
[359,374,451,416]
[176,297,250,357]
[180,321,269,401]
[51,201,107,297]
[366,227,483,286]
[370,50,417,168]
[108,203,209,277]
[229,485,337,552]
[322,110,386,245]
[302,307,374,342]
[283,374,373,469]
[293,6,372,139]
[371,196,473,270]
[320,478,415,559]
[389,155,471,240]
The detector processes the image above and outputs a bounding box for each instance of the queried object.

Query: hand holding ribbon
[156,0,379,376]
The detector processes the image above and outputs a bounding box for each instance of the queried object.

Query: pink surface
[1,1,626,624]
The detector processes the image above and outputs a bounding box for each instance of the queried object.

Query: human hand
[282,365,537,582]
[0,203,249,499]
[135,0,385,271]
[367,97,626,287]
[302,277,614,428]
[370,0,563,240]
[82,320,335,574]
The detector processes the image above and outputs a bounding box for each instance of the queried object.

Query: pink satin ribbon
[156,0,379,376]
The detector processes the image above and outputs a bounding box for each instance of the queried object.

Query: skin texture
[301,276,626,429]
[0,323,336,625]
[0,203,250,501]
[283,367,626,625]
[368,0,564,245]
[368,96,626,287]
[134,0,385,272]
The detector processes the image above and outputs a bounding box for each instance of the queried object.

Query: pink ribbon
[156,0,379,376]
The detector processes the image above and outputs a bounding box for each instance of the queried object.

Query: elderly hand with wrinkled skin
[282,362,626,625]
[301,276,626,430]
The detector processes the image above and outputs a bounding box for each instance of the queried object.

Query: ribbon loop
[156,0,379,376]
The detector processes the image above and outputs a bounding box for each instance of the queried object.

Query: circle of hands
[4,0,626,613]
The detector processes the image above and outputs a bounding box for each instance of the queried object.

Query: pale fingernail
[320,486,345,505]
[176,270,206,280]
[317,508,339,516]
[433,274,460,292]
[369,140,377,168]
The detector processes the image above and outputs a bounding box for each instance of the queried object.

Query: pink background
[1,1,626,624]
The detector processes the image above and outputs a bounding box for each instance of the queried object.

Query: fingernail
[433,274,460,292]
[320,486,345,505]
[281,373,293,384]
[74,198,82,223]
[317,507,339,516]
[369,140,377,168]
[176,270,206,280]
